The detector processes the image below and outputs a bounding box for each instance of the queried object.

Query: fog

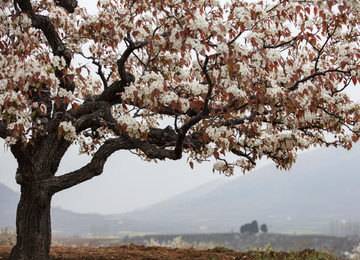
[1,0,360,215]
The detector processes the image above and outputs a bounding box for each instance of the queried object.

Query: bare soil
[0,244,346,259]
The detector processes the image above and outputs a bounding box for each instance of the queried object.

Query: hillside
[120,144,360,235]
[0,183,19,229]
[0,183,132,237]
[2,144,360,237]
[0,175,229,237]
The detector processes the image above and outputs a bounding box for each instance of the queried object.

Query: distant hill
[119,144,360,235]
[2,144,360,237]
[0,177,228,237]
[139,178,229,211]
[0,183,19,228]
[0,183,138,237]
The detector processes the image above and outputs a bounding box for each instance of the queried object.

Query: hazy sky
[0,138,274,215]
[1,0,360,215]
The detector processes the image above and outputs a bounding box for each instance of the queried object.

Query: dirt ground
[0,244,346,260]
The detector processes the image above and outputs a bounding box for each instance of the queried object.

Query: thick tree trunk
[8,184,53,260]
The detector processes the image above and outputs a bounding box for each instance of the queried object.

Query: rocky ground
[0,244,347,259]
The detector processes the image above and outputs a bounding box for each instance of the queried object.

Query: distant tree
[260,224,268,233]
[1,0,360,259]
[240,220,259,234]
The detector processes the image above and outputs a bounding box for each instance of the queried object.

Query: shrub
[260,224,268,233]
[240,220,259,234]
[345,242,360,260]
[0,226,16,246]
[144,236,225,250]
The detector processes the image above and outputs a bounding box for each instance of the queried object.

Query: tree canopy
[1,0,360,177]
[2,0,360,259]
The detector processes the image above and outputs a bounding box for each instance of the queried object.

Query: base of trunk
[8,246,51,260]
[8,185,52,260]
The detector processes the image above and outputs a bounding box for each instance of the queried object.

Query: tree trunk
[8,183,53,260]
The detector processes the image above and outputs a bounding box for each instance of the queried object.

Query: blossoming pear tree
[1,0,360,258]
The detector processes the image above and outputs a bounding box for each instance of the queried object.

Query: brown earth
[0,244,346,260]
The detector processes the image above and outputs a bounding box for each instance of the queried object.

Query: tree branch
[42,136,137,194]
[42,125,204,193]
[231,148,256,165]
[117,35,148,83]
[95,80,126,105]
[54,0,77,13]
[0,122,10,139]
[69,100,120,136]
[15,0,72,65]
[287,69,346,91]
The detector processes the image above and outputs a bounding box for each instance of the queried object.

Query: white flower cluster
[122,70,192,113]
[188,13,209,32]
[0,0,12,7]
[265,84,285,100]
[235,158,255,171]
[353,122,360,133]
[188,81,208,96]
[205,126,235,150]
[233,5,253,27]
[7,13,32,37]
[168,28,182,50]
[237,62,250,78]
[251,51,265,68]
[5,136,17,146]
[0,90,26,109]
[152,35,166,53]
[188,144,215,163]
[336,43,356,64]
[134,26,149,42]
[7,116,31,131]
[213,161,226,171]
[115,114,149,139]
[266,49,281,62]
[51,56,67,70]
[0,91,30,126]
[1,52,65,116]
[206,126,232,140]
[216,43,229,56]
[345,242,360,260]
[212,160,233,176]
[226,84,247,98]
[55,88,74,101]
[74,73,103,97]
[48,4,68,28]
[76,7,126,45]
[59,121,77,141]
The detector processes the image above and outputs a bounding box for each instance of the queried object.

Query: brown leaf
[189,161,194,169]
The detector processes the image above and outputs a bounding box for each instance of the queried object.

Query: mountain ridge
[2,144,360,236]
[120,144,360,234]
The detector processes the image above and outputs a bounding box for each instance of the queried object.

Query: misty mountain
[119,144,360,234]
[0,183,19,228]
[0,183,131,237]
[2,144,360,237]
[139,178,229,211]
[0,179,228,237]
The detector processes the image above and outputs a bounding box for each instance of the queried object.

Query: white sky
[0,138,276,214]
[1,0,360,215]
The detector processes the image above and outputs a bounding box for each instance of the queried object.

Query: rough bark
[8,179,53,260]
[0,121,9,139]
[7,134,71,260]
[54,0,78,13]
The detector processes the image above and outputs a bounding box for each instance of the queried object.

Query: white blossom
[59,122,77,141]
